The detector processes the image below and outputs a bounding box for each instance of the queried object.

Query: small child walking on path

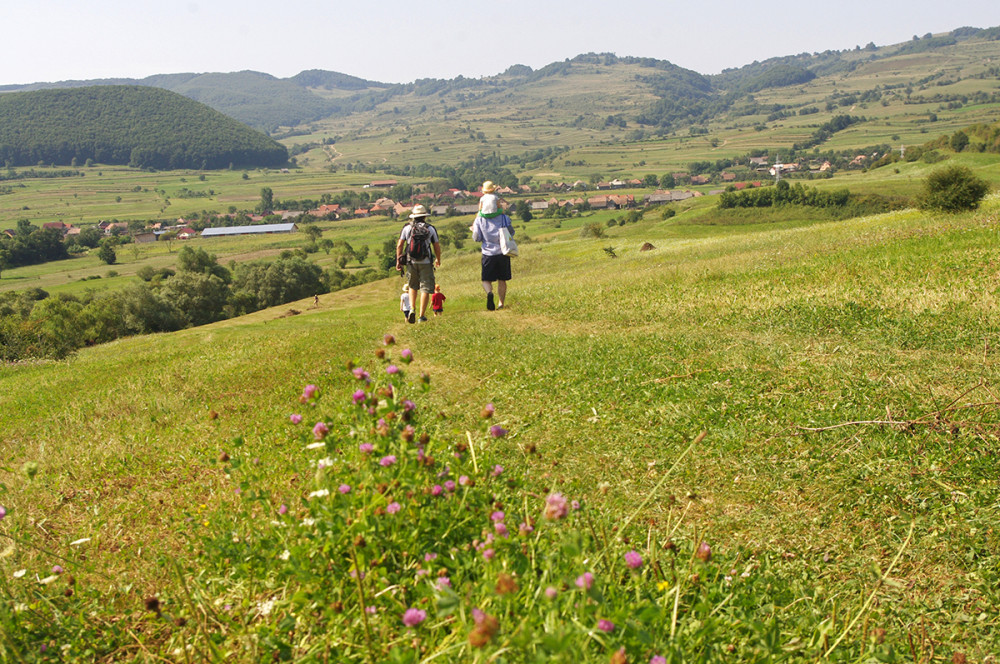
[400,283,411,322]
[431,284,446,316]
[479,181,500,218]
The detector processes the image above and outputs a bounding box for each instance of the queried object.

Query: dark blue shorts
[481,254,511,282]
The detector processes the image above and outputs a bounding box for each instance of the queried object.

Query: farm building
[201,223,298,238]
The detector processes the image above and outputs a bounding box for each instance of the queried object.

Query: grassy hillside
[2,190,998,660]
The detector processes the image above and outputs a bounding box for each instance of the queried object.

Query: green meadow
[2,181,999,659]
[3,36,1000,660]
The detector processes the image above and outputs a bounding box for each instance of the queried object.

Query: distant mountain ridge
[0,25,997,135]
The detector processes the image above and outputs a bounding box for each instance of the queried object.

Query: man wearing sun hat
[395,204,441,323]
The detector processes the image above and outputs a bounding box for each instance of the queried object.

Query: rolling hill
[0,85,289,169]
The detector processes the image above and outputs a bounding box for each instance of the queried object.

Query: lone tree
[919,165,990,213]
[97,242,117,265]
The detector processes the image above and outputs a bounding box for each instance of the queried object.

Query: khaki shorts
[407,262,435,293]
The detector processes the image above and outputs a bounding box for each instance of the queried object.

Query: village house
[309,204,341,218]
[176,227,197,240]
[365,180,398,189]
[42,221,75,235]
[134,232,157,244]
[608,194,635,209]
[690,175,710,185]
[721,172,737,182]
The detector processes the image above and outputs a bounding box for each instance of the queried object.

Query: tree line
[718,180,909,218]
[0,246,389,361]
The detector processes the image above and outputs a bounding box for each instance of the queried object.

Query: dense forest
[0,86,288,169]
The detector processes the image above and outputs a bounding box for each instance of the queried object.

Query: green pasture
[3,189,1000,656]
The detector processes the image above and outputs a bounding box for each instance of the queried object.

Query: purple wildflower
[278,504,288,515]
[52,565,63,575]
[545,586,558,599]
[571,500,581,511]
[312,422,329,440]
[544,493,568,520]
[387,502,401,514]
[359,443,374,454]
[518,522,534,536]
[491,464,504,477]
[696,542,712,562]
[444,480,456,492]
[576,572,594,591]
[352,389,367,405]
[490,511,505,522]
[402,608,426,627]
[431,484,443,496]
[459,475,471,486]
[379,455,397,467]
[400,348,413,363]
[597,619,615,633]
[289,413,303,424]
[402,399,416,412]
[366,605,377,615]
[650,657,667,664]
[338,484,351,494]
[495,522,509,537]
[386,365,400,375]
[482,548,495,561]
[424,552,438,562]
[489,425,507,438]
[625,551,643,569]
[436,577,451,589]
[0,506,6,521]
[302,384,318,400]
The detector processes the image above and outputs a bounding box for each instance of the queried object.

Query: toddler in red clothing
[431,284,446,316]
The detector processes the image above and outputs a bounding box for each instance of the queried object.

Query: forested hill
[0,86,289,169]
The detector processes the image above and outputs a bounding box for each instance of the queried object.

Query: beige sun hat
[408,204,430,218]
[482,181,497,193]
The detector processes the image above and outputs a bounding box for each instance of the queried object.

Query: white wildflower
[305,442,325,450]
[12,569,26,578]
[308,489,330,499]
[278,550,291,561]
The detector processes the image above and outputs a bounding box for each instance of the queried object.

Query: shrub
[918,165,991,212]
[580,223,606,239]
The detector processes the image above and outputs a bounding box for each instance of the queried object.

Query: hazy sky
[4,0,999,85]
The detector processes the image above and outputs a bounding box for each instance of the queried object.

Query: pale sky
[3,0,999,86]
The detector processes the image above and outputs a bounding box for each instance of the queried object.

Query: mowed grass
[2,188,1000,656]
